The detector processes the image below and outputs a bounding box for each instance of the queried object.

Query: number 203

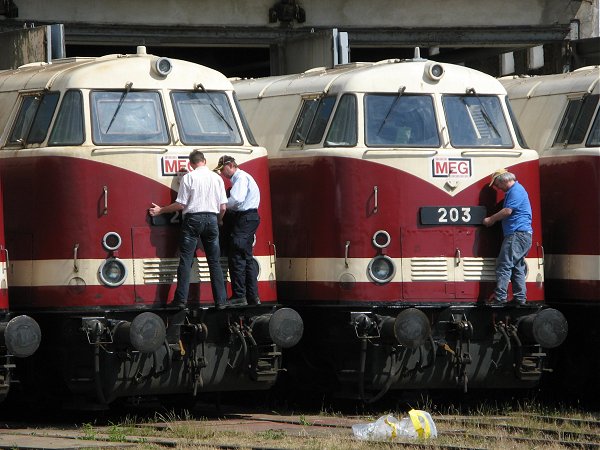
[437,207,471,223]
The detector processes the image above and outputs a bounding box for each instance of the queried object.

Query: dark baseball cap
[214,155,236,171]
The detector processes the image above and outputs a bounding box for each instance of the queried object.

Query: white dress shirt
[176,166,227,215]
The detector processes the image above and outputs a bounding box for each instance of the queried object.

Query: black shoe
[215,301,228,310]
[487,295,507,305]
[170,300,187,310]
[247,297,261,305]
[229,297,248,306]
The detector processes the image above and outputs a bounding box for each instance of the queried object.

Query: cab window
[554,94,599,146]
[289,96,336,146]
[91,90,169,145]
[171,91,242,145]
[325,94,357,147]
[443,94,512,147]
[49,90,85,146]
[365,94,439,147]
[9,92,60,146]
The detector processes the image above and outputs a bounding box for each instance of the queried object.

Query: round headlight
[102,231,122,251]
[368,255,395,284]
[425,62,445,81]
[372,230,391,248]
[99,258,128,287]
[155,57,172,76]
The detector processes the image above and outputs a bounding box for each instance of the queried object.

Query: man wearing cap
[215,155,261,305]
[483,169,533,305]
[148,150,230,310]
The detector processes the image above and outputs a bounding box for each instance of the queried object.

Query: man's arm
[148,202,184,217]
[482,207,512,227]
[218,203,227,225]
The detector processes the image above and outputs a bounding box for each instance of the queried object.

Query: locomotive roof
[0,50,233,92]
[500,66,600,99]
[234,59,506,99]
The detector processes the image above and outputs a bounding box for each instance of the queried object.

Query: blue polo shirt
[502,181,533,236]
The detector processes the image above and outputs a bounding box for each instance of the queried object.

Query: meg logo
[432,157,472,178]
[161,155,192,176]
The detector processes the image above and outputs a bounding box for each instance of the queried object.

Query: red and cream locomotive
[233,52,568,400]
[0,47,302,407]
[502,66,599,397]
[0,180,41,403]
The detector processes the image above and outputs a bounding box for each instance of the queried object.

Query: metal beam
[0,20,571,48]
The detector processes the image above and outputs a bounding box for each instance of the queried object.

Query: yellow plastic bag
[352,409,437,441]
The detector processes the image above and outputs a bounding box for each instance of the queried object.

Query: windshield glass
[365,94,439,147]
[91,91,169,145]
[443,94,512,147]
[171,91,242,145]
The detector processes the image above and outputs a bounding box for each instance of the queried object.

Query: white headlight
[368,255,395,284]
[154,57,173,77]
[425,62,444,81]
[99,258,128,286]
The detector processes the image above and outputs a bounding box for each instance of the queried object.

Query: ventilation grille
[142,258,229,284]
[462,257,497,281]
[410,257,448,281]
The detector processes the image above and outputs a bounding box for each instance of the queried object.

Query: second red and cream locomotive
[234,53,568,400]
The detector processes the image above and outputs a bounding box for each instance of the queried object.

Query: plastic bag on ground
[352,409,437,441]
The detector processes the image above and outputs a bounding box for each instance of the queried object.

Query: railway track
[0,410,599,449]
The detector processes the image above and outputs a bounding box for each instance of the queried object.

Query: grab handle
[344,241,350,268]
[103,186,108,215]
[74,243,80,273]
[373,186,378,213]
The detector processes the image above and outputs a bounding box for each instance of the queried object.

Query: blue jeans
[174,213,226,305]
[494,231,532,302]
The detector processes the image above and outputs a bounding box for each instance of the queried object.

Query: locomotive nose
[1,315,42,358]
[251,307,304,348]
[518,308,568,349]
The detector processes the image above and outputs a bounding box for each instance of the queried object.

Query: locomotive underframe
[17,307,284,408]
[286,304,550,401]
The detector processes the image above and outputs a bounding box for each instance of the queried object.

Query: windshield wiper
[466,87,501,137]
[377,86,406,135]
[195,83,234,131]
[105,82,133,133]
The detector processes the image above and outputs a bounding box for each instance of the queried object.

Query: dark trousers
[174,213,226,305]
[228,209,260,300]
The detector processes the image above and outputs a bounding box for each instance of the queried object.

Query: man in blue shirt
[215,155,261,305]
[483,169,533,305]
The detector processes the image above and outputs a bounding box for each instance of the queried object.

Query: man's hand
[148,203,162,217]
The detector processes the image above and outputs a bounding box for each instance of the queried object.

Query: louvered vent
[462,257,496,281]
[410,257,448,281]
[143,258,229,284]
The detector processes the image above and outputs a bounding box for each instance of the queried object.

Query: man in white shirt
[149,150,234,309]
[215,155,260,305]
